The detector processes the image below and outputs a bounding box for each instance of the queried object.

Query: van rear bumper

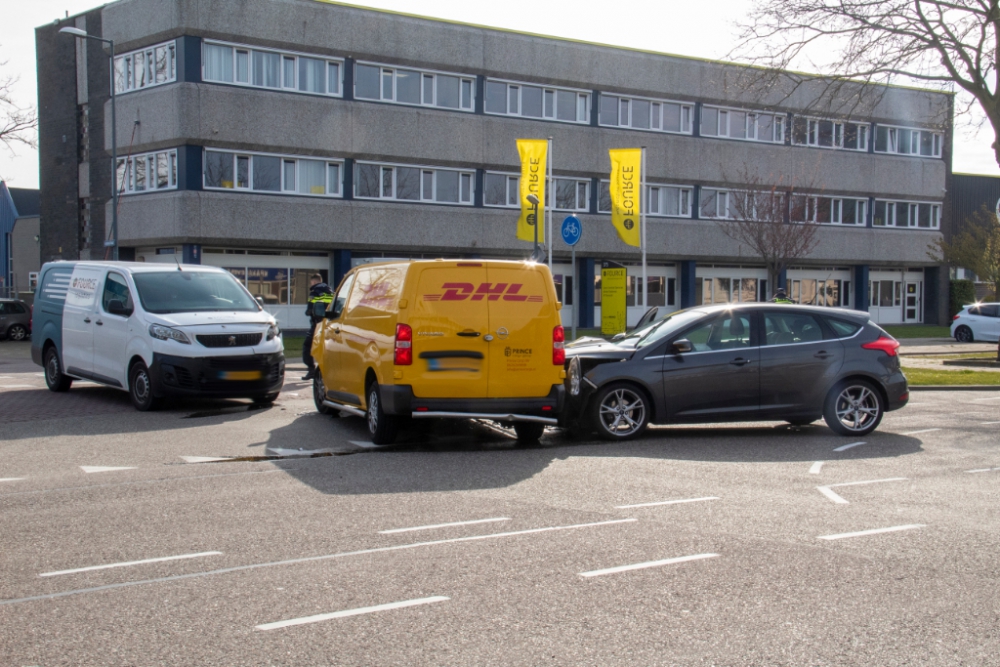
[150,352,285,398]
[382,384,564,421]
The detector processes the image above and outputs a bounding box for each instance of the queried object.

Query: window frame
[873,123,943,158]
[202,149,344,198]
[113,40,177,95]
[598,181,695,218]
[872,198,941,229]
[791,116,869,152]
[598,93,693,135]
[354,60,475,111]
[353,160,475,206]
[202,39,344,98]
[789,194,868,225]
[701,105,785,144]
[115,149,179,195]
[484,77,591,124]
[483,171,521,209]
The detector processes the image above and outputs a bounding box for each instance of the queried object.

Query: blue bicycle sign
[561,215,582,246]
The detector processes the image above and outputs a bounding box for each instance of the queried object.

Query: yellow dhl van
[310,260,566,444]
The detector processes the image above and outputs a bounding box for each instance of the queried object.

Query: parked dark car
[561,303,908,439]
[0,298,31,341]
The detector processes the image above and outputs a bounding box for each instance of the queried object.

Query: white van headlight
[266,323,280,341]
[568,356,581,396]
[148,323,191,344]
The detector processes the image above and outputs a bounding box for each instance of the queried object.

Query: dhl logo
[424,283,543,302]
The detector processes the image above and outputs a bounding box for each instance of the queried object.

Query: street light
[60,26,118,261]
[526,193,540,258]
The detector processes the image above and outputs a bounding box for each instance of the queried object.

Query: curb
[910,385,1000,391]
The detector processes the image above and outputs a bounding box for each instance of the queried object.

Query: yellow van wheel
[513,422,545,443]
[366,381,399,445]
[313,374,334,415]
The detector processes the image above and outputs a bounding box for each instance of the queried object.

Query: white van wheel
[44,347,72,392]
[129,362,161,412]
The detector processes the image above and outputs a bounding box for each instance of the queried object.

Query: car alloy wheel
[7,324,27,341]
[954,326,973,343]
[827,382,883,435]
[365,381,398,445]
[595,384,648,440]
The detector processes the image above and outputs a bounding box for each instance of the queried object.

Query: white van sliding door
[62,267,104,378]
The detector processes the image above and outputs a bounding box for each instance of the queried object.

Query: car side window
[329,274,356,320]
[763,311,825,346]
[102,272,135,314]
[0,303,6,314]
[681,313,753,352]
[983,305,1000,318]
[10,303,26,314]
[825,317,861,338]
[968,306,981,316]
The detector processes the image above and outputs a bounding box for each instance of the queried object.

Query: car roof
[687,302,871,322]
[42,261,226,274]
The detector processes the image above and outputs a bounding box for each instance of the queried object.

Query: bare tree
[715,164,821,300]
[1,58,37,154]
[730,1,993,158]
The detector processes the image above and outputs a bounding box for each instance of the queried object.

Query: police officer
[771,287,794,304]
[302,273,333,380]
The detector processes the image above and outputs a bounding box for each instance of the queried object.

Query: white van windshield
[132,271,260,314]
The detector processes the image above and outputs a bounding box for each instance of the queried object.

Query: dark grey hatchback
[561,304,908,440]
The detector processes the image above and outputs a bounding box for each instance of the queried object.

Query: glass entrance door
[904,282,922,322]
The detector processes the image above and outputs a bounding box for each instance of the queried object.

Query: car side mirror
[254,296,265,305]
[324,308,340,320]
[107,299,131,317]
[611,333,626,341]
[671,339,693,354]
[312,301,327,318]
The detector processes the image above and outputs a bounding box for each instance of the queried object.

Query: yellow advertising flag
[516,139,547,244]
[608,148,641,247]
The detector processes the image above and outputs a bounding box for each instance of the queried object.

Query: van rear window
[38,267,73,303]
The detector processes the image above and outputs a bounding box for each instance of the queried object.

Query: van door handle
[729,357,752,366]
[456,331,481,337]
[95,320,104,326]
[83,317,91,323]
[332,327,340,334]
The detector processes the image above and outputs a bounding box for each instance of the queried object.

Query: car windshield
[132,270,260,314]
[630,309,708,348]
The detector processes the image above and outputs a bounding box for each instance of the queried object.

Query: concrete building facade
[37,0,953,329]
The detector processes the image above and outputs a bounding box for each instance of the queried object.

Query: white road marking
[256,596,449,631]
[816,477,908,504]
[0,518,636,606]
[349,441,381,449]
[981,421,1000,425]
[615,496,719,509]
[79,466,137,474]
[0,384,37,389]
[0,478,25,483]
[973,396,1000,401]
[965,467,1000,473]
[580,553,719,578]
[833,441,866,452]
[900,428,941,436]
[180,456,236,464]
[40,551,223,577]
[809,462,824,475]
[818,524,925,540]
[379,517,510,534]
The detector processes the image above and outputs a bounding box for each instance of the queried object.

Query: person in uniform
[771,287,794,304]
[302,274,333,380]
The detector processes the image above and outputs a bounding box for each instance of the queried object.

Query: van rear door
[485,264,558,398]
[410,264,489,399]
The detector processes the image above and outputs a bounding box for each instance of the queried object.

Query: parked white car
[951,303,1000,343]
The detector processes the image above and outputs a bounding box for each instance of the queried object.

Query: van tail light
[394,323,412,365]
[553,325,565,365]
[861,336,900,357]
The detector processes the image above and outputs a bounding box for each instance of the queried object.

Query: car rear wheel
[43,347,72,392]
[954,325,974,343]
[7,324,28,341]
[823,380,884,436]
[313,373,333,415]
[129,361,161,412]
[592,382,650,441]
[513,422,545,444]
[366,381,398,445]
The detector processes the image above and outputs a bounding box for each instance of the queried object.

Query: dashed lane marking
[79,466,137,474]
[818,524,925,540]
[180,456,237,464]
[981,421,1000,425]
[580,553,719,578]
[615,497,719,510]
[965,467,1000,473]
[809,462,824,475]
[379,517,510,534]
[833,441,866,452]
[816,477,908,504]
[256,596,450,631]
[40,551,223,577]
[900,428,942,436]
[0,478,25,483]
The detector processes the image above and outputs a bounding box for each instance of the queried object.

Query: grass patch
[882,325,952,339]
[283,335,305,356]
[917,352,999,361]
[903,367,1000,386]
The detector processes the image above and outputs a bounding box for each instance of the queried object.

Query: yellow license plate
[219,370,262,381]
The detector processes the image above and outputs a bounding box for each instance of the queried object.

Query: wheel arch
[590,377,660,424]
[832,373,889,408]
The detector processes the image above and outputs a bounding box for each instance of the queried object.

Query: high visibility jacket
[306,283,334,321]
[771,297,794,304]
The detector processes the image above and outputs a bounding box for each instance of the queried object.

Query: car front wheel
[954,325,974,343]
[592,382,650,441]
[823,380,884,436]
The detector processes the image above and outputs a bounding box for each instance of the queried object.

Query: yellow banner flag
[608,148,641,247]
[516,139,547,244]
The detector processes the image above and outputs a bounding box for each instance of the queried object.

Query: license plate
[426,357,481,373]
[218,370,262,381]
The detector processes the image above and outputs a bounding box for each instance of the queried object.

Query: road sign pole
[571,243,577,341]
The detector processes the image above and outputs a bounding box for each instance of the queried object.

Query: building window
[599,94,692,134]
[699,188,731,219]
[113,40,177,94]
[598,182,693,218]
[792,117,869,151]
[484,78,590,124]
[354,161,474,205]
[873,124,942,158]
[115,149,179,194]
[790,195,867,225]
[873,200,941,229]
[484,172,520,208]
[701,105,784,143]
[791,278,851,307]
[203,150,343,196]
[355,62,474,110]
[202,40,343,96]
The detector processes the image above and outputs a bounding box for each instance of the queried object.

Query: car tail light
[952,314,960,321]
[394,323,412,365]
[553,325,565,365]
[861,336,900,357]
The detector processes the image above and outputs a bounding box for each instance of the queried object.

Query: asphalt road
[1,344,999,666]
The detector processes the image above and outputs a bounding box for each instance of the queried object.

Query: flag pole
[640,146,647,309]
[547,136,553,272]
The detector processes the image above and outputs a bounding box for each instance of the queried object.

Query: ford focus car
[951,302,1000,343]
[561,303,908,439]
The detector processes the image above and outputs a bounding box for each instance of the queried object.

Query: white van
[31,261,285,410]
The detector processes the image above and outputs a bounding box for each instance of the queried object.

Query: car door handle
[729,357,752,366]
[456,331,481,337]
[814,351,832,359]
[83,317,91,323]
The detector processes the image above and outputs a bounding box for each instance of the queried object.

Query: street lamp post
[526,193,540,258]
[60,26,118,261]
